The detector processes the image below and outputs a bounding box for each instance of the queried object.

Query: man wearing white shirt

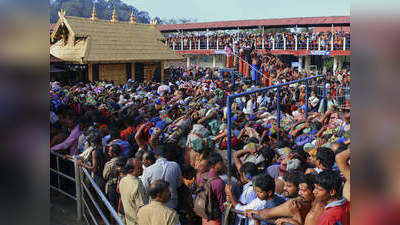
[226,175,286,225]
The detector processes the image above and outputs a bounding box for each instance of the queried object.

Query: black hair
[335,142,348,155]
[314,170,343,199]
[208,153,223,167]
[154,145,169,158]
[109,128,121,140]
[247,137,259,144]
[316,147,335,169]
[110,144,121,156]
[240,162,259,178]
[260,146,275,167]
[283,171,302,188]
[149,180,170,199]
[87,132,102,145]
[142,151,156,163]
[252,174,275,193]
[181,164,196,180]
[298,173,315,191]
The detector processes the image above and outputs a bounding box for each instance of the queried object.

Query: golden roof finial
[150,19,158,25]
[90,4,98,21]
[58,9,66,18]
[130,10,135,24]
[111,7,118,23]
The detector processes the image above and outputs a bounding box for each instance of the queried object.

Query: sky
[123,0,350,22]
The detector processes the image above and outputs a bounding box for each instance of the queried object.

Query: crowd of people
[50,51,350,225]
[165,30,351,51]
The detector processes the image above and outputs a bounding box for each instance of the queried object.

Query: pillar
[161,61,165,82]
[212,55,216,68]
[283,36,286,50]
[305,56,311,71]
[338,56,344,71]
[131,62,135,81]
[187,56,191,68]
[323,58,328,74]
[206,29,210,50]
[318,38,321,50]
[333,56,338,73]
[298,56,303,72]
[262,26,265,49]
[272,38,275,50]
[88,64,93,81]
[295,35,298,50]
[306,37,309,50]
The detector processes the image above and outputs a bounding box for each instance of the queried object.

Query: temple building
[50,8,183,83]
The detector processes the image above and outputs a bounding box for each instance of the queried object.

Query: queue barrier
[50,151,124,225]
[225,74,327,185]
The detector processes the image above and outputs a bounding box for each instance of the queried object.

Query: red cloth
[120,126,135,141]
[316,200,350,225]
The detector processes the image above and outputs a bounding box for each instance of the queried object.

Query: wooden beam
[161,61,165,82]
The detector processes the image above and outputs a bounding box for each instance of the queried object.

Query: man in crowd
[137,180,181,225]
[141,145,183,210]
[198,153,226,225]
[119,158,149,225]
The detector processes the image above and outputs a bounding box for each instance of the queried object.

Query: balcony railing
[166,36,350,52]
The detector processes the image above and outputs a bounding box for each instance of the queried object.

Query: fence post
[189,39,192,50]
[323,75,327,112]
[226,96,232,185]
[331,34,334,51]
[305,80,309,118]
[74,160,82,221]
[343,37,346,51]
[216,38,219,50]
[307,37,309,50]
[295,35,298,50]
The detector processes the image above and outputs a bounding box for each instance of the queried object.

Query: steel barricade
[225,74,327,188]
[50,151,124,225]
[50,151,82,220]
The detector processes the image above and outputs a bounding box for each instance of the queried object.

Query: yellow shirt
[137,201,180,225]
[119,174,149,225]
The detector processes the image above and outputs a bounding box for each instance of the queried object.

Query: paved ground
[50,189,84,225]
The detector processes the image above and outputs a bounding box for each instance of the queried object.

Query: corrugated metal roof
[156,16,350,32]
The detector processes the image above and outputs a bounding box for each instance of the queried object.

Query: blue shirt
[235,194,286,225]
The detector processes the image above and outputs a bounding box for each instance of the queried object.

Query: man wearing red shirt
[314,170,350,225]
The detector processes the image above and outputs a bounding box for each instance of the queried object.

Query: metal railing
[167,36,350,51]
[50,151,82,219]
[50,151,124,225]
[225,74,327,185]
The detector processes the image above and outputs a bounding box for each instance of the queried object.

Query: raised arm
[134,123,148,150]
[336,149,350,201]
